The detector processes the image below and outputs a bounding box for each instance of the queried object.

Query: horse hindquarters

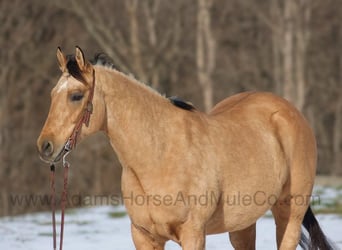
[270,109,317,249]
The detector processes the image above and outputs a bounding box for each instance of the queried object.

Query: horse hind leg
[273,201,334,250]
[229,223,256,250]
[271,179,312,250]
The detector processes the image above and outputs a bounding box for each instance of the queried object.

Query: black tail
[299,206,335,250]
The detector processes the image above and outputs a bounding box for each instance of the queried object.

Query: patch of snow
[0,205,341,249]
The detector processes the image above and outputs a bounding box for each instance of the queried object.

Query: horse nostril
[41,140,54,157]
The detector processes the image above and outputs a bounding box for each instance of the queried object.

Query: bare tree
[1,0,342,217]
[142,0,160,88]
[242,0,312,111]
[125,0,146,82]
[196,0,216,112]
[333,17,342,174]
[272,0,312,111]
[333,90,342,174]
[54,0,184,91]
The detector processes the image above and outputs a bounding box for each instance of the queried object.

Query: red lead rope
[50,163,69,250]
[48,69,95,250]
[50,165,57,250]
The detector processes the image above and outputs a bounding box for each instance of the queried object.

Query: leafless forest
[0,0,341,216]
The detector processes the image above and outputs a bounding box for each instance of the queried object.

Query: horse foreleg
[131,224,165,250]
[229,223,256,250]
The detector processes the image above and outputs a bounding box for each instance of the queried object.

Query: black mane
[66,53,195,112]
[65,53,117,82]
[91,53,118,69]
[168,96,196,111]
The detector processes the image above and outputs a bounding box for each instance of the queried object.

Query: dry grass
[315,176,342,188]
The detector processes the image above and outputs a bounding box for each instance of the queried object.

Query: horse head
[37,47,103,163]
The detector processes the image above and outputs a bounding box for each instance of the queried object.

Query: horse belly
[206,188,277,234]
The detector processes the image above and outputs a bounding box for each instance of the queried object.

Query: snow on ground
[1,186,342,249]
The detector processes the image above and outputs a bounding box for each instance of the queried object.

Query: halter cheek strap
[64,69,95,152]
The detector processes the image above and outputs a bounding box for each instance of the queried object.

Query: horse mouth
[39,146,69,164]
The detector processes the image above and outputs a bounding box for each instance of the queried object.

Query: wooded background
[0,0,341,216]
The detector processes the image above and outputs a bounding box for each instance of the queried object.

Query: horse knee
[179,227,206,250]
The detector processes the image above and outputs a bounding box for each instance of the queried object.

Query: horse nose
[40,140,54,157]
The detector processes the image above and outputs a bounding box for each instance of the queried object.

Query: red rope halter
[49,70,95,250]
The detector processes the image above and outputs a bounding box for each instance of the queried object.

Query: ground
[1,184,341,249]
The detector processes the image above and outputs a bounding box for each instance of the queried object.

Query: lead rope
[49,69,95,250]
[50,158,69,250]
[50,164,57,250]
[59,158,69,250]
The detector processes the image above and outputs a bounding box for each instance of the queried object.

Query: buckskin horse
[37,47,333,250]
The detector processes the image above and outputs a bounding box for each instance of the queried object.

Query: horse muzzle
[37,139,68,164]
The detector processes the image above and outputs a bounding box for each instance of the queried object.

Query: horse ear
[56,47,67,72]
[75,46,90,72]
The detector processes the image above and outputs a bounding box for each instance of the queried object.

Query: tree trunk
[333,90,342,174]
[294,0,311,111]
[270,0,311,112]
[196,0,216,112]
[282,0,295,105]
[143,0,160,89]
[270,1,283,95]
[333,18,342,174]
[126,0,147,83]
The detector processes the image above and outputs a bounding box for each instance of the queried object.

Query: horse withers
[37,47,334,250]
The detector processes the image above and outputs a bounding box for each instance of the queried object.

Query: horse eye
[70,93,84,102]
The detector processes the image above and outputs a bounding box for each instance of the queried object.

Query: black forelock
[65,55,86,82]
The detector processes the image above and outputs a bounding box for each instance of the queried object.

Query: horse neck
[95,66,176,169]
